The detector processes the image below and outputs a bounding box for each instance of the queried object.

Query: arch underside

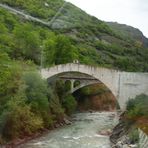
[71,81,101,93]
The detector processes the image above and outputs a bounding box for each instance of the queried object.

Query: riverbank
[110,112,138,148]
[2,129,50,148]
[16,112,117,148]
[1,117,72,148]
[1,111,117,148]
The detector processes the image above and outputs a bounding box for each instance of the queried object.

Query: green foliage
[0,60,70,142]
[0,96,43,140]
[129,128,139,144]
[0,53,22,112]
[44,35,79,65]
[126,94,148,119]
[54,80,66,100]
[108,22,148,48]
[114,57,139,71]
[43,37,56,66]
[74,80,80,87]
[0,2,148,71]
[53,80,77,115]
[23,72,48,106]
[48,92,65,122]
[12,24,41,64]
[125,94,148,134]
[62,95,77,115]
[64,80,71,92]
[0,0,148,143]
[0,70,44,141]
[1,0,64,20]
[55,35,78,64]
[23,72,53,127]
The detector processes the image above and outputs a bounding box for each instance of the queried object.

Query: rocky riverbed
[18,112,118,148]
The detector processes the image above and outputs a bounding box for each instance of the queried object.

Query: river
[18,112,118,148]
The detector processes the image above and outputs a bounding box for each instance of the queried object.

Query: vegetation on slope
[0,0,148,71]
[110,94,148,145]
[112,94,148,144]
[0,0,64,20]
[125,94,148,135]
[107,22,148,48]
[0,53,76,144]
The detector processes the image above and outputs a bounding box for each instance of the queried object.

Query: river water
[19,112,118,148]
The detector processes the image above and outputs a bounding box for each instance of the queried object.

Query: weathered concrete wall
[118,72,148,109]
[41,63,148,110]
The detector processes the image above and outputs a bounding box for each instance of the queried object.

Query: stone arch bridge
[41,63,148,110]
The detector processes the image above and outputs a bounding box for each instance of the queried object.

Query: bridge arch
[41,63,148,110]
[41,63,119,103]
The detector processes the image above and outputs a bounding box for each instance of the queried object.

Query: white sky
[66,0,148,38]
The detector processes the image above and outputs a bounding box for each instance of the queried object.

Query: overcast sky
[66,0,148,38]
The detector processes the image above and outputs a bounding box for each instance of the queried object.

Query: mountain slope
[107,22,148,48]
[0,0,148,72]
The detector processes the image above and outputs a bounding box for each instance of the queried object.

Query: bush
[62,95,77,115]
[129,128,139,144]
[0,92,43,141]
[125,94,148,134]
[23,71,53,128]
[126,94,148,119]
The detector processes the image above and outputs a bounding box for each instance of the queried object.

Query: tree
[0,93,43,140]
[62,95,77,115]
[12,24,41,64]
[54,35,78,64]
[0,53,23,112]
[44,38,56,66]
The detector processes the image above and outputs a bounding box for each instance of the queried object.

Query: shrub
[0,93,43,141]
[62,95,77,115]
[23,71,53,127]
[125,94,148,134]
[129,128,139,144]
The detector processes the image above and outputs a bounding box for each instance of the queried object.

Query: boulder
[63,118,72,125]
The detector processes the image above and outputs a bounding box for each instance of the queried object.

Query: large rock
[63,118,72,125]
